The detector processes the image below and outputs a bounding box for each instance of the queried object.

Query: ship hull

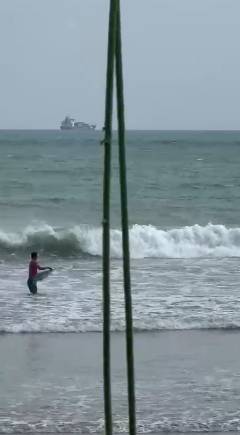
[60,126,96,130]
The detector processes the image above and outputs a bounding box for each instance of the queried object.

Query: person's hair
[31,252,38,259]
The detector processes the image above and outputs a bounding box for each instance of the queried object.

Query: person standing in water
[27,252,52,294]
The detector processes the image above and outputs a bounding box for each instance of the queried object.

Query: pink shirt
[29,260,38,279]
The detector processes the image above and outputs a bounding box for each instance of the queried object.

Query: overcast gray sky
[0,0,239,129]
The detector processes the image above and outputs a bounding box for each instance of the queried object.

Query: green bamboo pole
[115,3,137,435]
[102,1,118,434]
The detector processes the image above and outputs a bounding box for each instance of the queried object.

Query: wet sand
[1,331,240,433]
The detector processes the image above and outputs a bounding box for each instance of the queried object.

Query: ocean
[1,129,240,433]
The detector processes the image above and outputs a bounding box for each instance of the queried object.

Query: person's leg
[27,279,37,294]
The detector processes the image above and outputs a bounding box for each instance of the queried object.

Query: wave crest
[1,223,240,258]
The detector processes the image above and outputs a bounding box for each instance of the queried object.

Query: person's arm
[37,264,52,271]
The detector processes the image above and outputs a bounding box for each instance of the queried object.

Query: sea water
[1,129,240,432]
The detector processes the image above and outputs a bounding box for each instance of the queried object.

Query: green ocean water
[1,128,240,332]
[1,129,240,432]
[1,129,240,231]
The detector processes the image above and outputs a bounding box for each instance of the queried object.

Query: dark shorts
[27,278,37,294]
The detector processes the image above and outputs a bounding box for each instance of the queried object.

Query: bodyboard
[35,269,52,282]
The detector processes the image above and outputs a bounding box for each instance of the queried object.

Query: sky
[0,0,240,130]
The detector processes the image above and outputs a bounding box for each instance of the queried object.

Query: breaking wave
[1,222,240,258]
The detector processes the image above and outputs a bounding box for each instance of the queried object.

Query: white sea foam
[1,223,240,334]
[0,223,240,258]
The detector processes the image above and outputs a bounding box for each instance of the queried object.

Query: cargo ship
[60,116,96,130]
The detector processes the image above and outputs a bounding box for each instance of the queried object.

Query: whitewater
[1,222,240,258]
[1,222,240,333]
[1,130,240,334]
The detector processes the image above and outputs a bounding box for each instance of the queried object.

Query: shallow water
[1,256,240,333]
[1,332,240,433]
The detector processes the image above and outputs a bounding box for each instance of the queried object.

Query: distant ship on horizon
[60,116,96,130]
